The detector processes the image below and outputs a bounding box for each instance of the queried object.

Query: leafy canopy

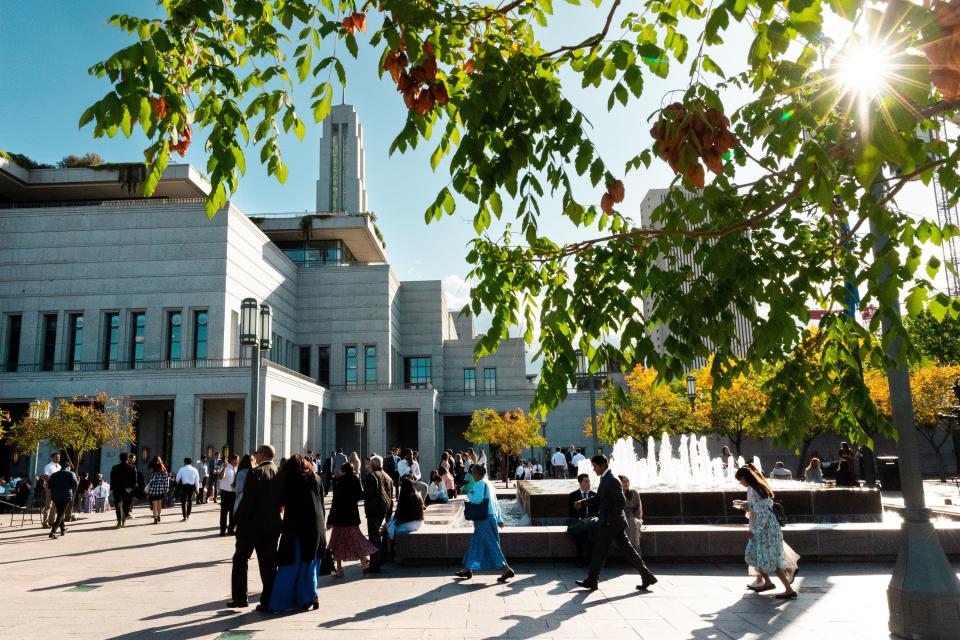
[465,407,546,457]
[84,0,960,449]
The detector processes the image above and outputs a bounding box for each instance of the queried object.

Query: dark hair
[577,473,590,482]
[340,462,355,476]
[282,454,314,479]
[238,454,254,471]
[429,470,440,483]
[471,464,487,479]
[228,453,239,462]
[395,478,425,525]
[438,466,449,476]
[336,448,343,454]
[149,457,167,474]
[555,447,561,452]
[184,457,192,465]
[734,465,775,499]
[591,454,608,467]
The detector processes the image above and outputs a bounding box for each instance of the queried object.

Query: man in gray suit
[574,454,657,592]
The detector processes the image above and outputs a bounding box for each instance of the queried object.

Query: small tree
[699,368,773,458]
[587,365,691,452]
[7,393,136,471]
[465,408,546,487]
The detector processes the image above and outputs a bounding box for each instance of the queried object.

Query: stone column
[171,394,198,467]
[366,407,385,459]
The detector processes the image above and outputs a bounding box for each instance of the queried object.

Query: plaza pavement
[1,502,956,640]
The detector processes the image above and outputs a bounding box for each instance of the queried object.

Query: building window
[464,368,476,396]
[318,346,330,387]
[365,345,377,386]
[5,314,21,373]
[166,311,182,361]
[129,312,145,368]
[103,312,120,367]
[330,122,346,211]
[193,310,208,361]
[41,314,58,371]
[484,367,497,395]
[299,346,311,376]
[404,356,432,388]
[345,345,358,388]
[68,313,84,370]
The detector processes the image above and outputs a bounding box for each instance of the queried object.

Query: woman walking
[145,457,170,524]
[267,455,327,612]
[456,464,514,582]
[327,462,377,577]
[733,465,798,599]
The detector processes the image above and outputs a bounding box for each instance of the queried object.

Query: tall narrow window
[299,346,311,376]
[463,368,476,396]
[193,310,208,361]
[483,367,497,395]
[5,314,21,373]
[41,314,57,371]
[329,122,346,211]
[129,312,145,368]
[68,313,84,370]
[365,345,377,386]
[318,346,330,387]
[345,345,358,388]
[103,312,120,368]
[166,311,182,361]
[404,357,432,388]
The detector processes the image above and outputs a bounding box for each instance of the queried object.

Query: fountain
[520,434,883,524]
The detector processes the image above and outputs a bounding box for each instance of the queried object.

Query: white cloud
[442,273,472,310]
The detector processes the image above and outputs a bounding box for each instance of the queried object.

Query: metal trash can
[877,456,900,491]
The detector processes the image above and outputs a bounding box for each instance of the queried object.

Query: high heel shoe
[497,568,515,583]
[302,599,319,611]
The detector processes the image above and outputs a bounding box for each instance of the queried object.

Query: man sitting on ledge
[566,473,597,567]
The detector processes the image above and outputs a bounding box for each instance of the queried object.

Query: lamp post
[354,407,365,461]
[240,299,272,451]
[686,375,697,411]
[28,399,51,480]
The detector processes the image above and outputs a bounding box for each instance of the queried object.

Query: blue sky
[0,2,948,327]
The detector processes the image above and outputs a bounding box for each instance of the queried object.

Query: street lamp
[686,375,697,411]
[240,298,272,451]
[354,407,365,460]
[28,399,51,479]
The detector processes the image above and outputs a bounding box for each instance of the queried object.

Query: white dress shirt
[515,465,525,479]
[571,453,585,465]
[551,452,567,467]
[397,459,421,481]
[43,461,61,477]
[176,465,201,489]
[92,483,111,499]
[478,452,487,465]
[427,481,447,501]
[218,464,237,492]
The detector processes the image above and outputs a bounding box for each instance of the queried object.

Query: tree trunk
[796,434,819,478]
[504,453,510,488]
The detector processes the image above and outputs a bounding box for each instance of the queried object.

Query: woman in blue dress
[267,454,327,612]
[455,464,515,582]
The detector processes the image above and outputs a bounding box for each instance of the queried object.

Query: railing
[0,197,209,210]
[263,360,321,384]
[325,382,437,392]
[2,358,250,373]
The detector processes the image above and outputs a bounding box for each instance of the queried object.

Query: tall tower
[316,104,368,214]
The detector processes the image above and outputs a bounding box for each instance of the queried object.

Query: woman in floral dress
[733,465,797,599]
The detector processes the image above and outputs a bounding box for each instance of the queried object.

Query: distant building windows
[299,346,311,377]
[345,345,358,388]
[318,346,330,387]
[463,368,476,396]
[130,312,145,368]
[275,240,358,267]
[41,314,57,371]
[103,312,120,367]
[5,314,21,372]
[365,345,377,386]
[330,122,347,211]
[404,356,432,388]
[68,313,83,370]
[166,311,182,361]
[193,311,208,361]
[483,368,497,395]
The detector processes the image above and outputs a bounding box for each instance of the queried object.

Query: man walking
[47,462,78,539]
[383,447,400,498]
[228,444,281,612]
[41,452,61,527]
[550,447,567,479]
[219,454,238,535]
[175,458,200,521]
[195,455,209,504]
[363,454,394,573]
[110,452,137,528]
[574,454,657,592]
[92,474,110,513]
[331,448,347,479]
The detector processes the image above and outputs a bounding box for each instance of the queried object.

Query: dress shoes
[225,600,248,608]
[637,576,658,591]
[575,579,598,591]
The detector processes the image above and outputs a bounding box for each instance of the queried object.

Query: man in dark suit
[383,447,400,498]
[567,473,598,567]
[109,452,138,529]
[574,454,657,591]
[228,444,282,611]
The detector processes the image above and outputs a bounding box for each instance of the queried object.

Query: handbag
[463,482,489,521]
[770,501,788,527]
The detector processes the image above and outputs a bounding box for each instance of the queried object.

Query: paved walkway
[1,503,956,640]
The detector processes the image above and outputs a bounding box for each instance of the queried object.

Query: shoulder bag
[463,482,489,521]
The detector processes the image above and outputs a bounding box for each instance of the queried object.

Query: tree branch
[541,0,622,58]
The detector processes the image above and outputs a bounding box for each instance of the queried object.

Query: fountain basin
[516,480,883,524]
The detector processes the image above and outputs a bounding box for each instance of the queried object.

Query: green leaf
[855,144,882,189]
[489,191,503,218]
[312,83,333,123]
[905,286,928,317]
[296,47,313,82]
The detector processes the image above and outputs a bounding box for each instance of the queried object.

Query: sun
[838,42,893,99]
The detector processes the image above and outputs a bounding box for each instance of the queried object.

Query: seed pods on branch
[382,43,448,116]
[922,1,960,100]
[649,101,738,189]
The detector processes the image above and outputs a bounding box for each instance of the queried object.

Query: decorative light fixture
[206,445,214,459]
[240,298,259,346]
[259,303,272,350]
[686,375,697,410]
[141,446,151,463]
[354,407,365,428]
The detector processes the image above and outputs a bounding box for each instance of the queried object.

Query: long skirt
[268,537,320,612]
[328,525,378,561]
[463,514,506,571]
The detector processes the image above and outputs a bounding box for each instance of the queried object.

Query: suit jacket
[579,471,626,527]
[235,460,281,537]
[363,469,394,517]
[48,469,78,502]
[109,462,137,493]
[567,488,597,519]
